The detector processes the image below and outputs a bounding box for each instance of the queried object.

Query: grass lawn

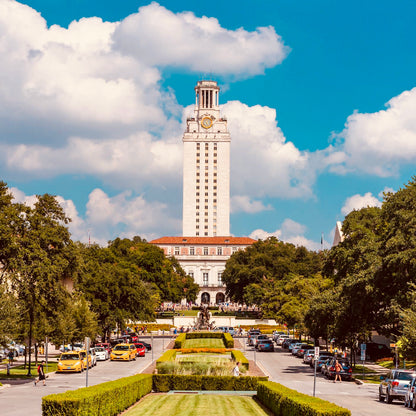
[376,360,416,369]
[125,394,271,416]
[176,354,231,364]
[0,361,58,379]
[183,339,225,349]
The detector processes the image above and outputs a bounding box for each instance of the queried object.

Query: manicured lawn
[176,354,231,364]
[125,394,271,416]
[376,360,416,369]
[183,339,225,349]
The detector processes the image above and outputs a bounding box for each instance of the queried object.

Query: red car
[134,342,146,357]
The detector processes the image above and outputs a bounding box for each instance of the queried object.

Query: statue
[195,305,212,330]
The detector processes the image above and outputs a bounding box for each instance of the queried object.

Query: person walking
[233,362,240,377]
[334,359,342,383]
[34,360,46,386]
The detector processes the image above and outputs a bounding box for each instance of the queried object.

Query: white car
[88,348,97,366]
[94,346,109,361]
[275,334,290,345]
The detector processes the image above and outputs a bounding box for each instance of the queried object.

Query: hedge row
[231,350,249,369]
[173,332,234,349]
[42,374,152,416]
[153,374,268,392]
[156,349,177,364]
[257,381,351,416]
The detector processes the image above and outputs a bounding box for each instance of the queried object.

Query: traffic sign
[314,346,320,359]
[361,351,366,361]
[360,343,366,351]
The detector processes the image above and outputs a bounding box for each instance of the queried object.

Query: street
[0,337,170,416]
[243,340,412,416]
[0,337,413,416]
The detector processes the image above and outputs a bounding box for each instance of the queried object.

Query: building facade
[150,80,255,304]
[182,80,230,237]
[150,236,255,305]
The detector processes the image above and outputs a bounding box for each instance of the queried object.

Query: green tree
[0,189,76,375]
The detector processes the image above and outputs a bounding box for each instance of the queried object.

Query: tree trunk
[27,310,33,376]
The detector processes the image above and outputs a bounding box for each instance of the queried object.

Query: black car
[137,340,152,351]
[325,358,353,381]
[257,339,274,352]
[254,335,271,349]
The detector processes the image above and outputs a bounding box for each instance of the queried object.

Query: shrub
[152,374,268,392]
[223,333,234,348]
[231,350,249,370]
[42,374,152,416]
[257,381,351,416]
[156,349,177,364]
[174,333,187,348]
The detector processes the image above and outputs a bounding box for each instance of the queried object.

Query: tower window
[190,247,195,255]
[217,247,222,255]
[174,247,180,255]
[204,247,208,255]
[205,232,209,236]
[203,272,208,285]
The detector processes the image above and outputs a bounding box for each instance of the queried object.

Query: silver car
[379,369,416,403]
[404,375,416,408]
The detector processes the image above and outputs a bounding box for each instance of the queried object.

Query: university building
[150,81,255,304]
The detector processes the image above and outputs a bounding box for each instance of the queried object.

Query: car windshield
[61,354,79,360]
[398,372,415,381]
[95,347,105,352]
[114,345,129,351]
[135,343,144,348]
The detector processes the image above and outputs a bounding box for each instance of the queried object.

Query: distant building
[332,221,344,246]
[150,236,255,304]
[150,81,255,304]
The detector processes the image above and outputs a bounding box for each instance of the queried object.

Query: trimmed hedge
[231,350,249,369]
[156,349,177,364]
[42,374,152,416]
[173,332,234,349]
[257,381,351,416]
[153,374,268,392]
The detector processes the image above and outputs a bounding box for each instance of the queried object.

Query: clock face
[201,116,213,129]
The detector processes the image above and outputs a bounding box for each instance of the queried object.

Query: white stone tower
[182,81,231,237]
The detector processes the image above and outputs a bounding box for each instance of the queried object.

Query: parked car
[94,346,109,361]
[320,358,333,377]
[291,343,304,355]
[282,339,300,349]
[254,335,271,348]
[216,326,236,336]
[379,369,416,403]
[57,352,84,373]
[95,342,111,354]
[134,342,146,357]
[296,344,314,358]
[272,331,286,342]
[110,344,137,361]
[79,350,92,369]
[88,348,97,367]
[324,358,353,381]
[311,351,333,367]
[303,349,315,364]
[137,340,152,351]
[313,353,334,370]
[404,376,416,408]
[257,339,274,352]
[275,334,290,346]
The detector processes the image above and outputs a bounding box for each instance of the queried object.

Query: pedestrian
[233,361,240,377]
[34,360,46,386]
[7,350,14,365]
[334,359,342,383]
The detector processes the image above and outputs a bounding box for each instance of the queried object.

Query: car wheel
[386,390,393,404]
[378,391,384,402]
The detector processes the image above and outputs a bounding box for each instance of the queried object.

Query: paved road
[0,338,170,416]
[240,340,411,416]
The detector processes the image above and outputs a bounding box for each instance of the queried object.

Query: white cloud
[224,101,314,199]
[113,2,288,77]
[231,195,273,214]
[331,87,416,176]
[8,187,181,245]
[341,192,382,216]
[249,218,325,251]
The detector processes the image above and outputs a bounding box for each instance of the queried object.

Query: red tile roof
[149,236,256,245]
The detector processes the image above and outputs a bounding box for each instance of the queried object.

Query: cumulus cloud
[113,2,288,77]
[341,192,382,216]
[8,187,181,245]
[249,218,325,251]
[224,101,314,199]
[330,87,416,176]
[231,195,273,214]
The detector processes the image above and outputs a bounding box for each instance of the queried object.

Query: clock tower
[182,81,231,237]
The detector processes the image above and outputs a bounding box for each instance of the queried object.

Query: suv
[379,369,416,403]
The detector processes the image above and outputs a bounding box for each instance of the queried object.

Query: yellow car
[79,350,92,369]
[110,343,137,361]
[57,352,84,373]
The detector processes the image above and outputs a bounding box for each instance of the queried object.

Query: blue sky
[1,0,415,248]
